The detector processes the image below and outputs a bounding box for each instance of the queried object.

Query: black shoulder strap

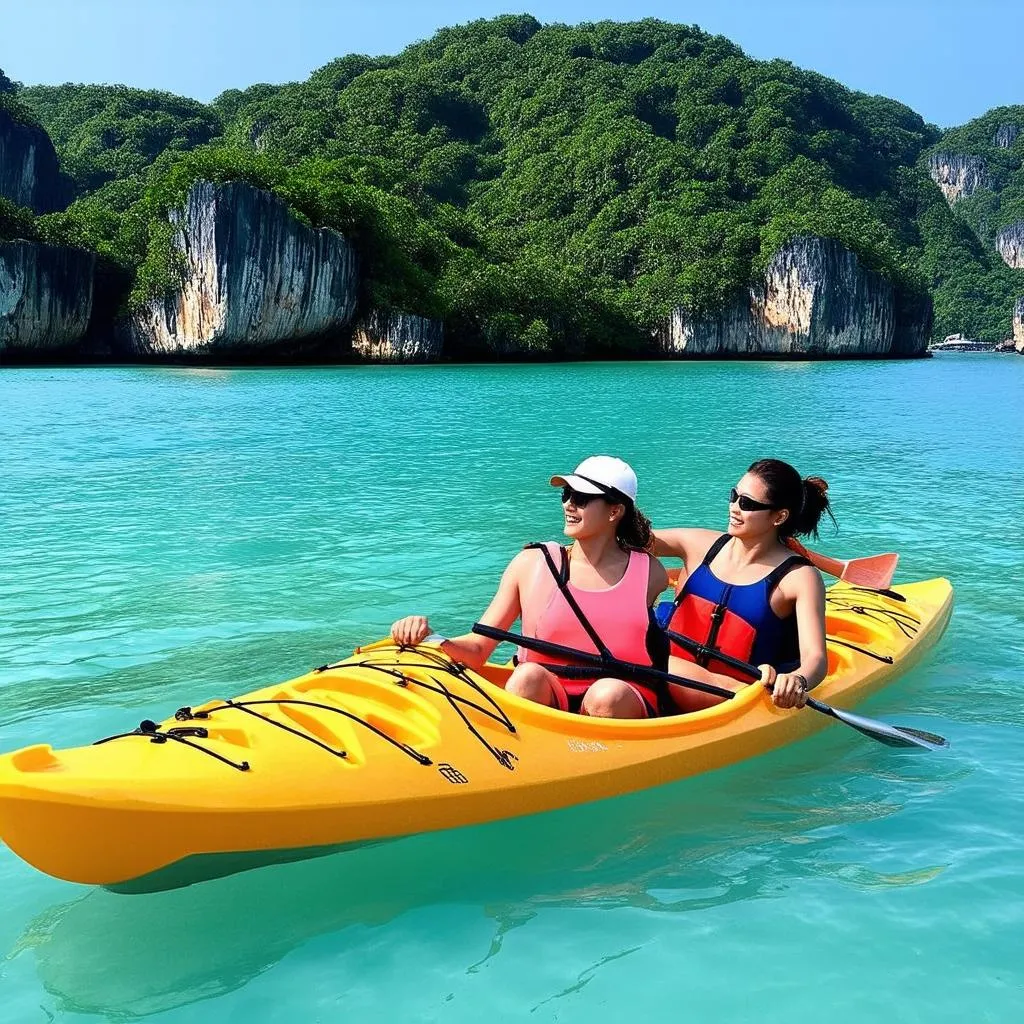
[702,534,731,567]
[764,554,812,597]
[527,542,613,660]
[674,534,731,607]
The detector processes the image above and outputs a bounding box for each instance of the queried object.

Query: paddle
[663,628,948,750]
[471,624,947,751]
[784,537,899,590]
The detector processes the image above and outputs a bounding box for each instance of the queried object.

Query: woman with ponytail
[392,456,669,719]
[653,459,833,713]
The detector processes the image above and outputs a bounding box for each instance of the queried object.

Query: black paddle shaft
[471,623,735,700]
[664,628,761,680]
[471,623,947,750]
[661,628,947,749]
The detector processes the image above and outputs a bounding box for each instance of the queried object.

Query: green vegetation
[18,84,223,196]
[920,105,1024,340]
[0,66,43,130]
[932,105,1024,239]
[6,21,1022,350]
[0,196,39,242]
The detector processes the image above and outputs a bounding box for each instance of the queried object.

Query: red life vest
[668,535,808,682]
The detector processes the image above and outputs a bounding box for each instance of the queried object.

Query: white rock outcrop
[352,310,444,362]
[995,222,1024,269]
[927,152,990,204]
[656,236,931,358]
[123,180,359,357]
[1014,297,1024,353]
[0,240,94,353]
[994,124,1020,149]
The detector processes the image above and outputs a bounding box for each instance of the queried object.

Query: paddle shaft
[664,628,763,681]
[665,626,831,709]
[472,623,946,750]
[662,627,946,745]
[472,623,736,700]
[785,537,846,578]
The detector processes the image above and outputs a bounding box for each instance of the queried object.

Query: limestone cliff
[352,310,443,362]
[0,109,66,213]
[656,236,931,358]
[994,124,1020,149]
[123,180,358,358]
[995,222,1024,268]
[927,151,990,204]
[0,240,94,354]
[1015,297,1024,353]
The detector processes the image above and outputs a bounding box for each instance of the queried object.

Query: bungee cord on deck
[91,643,520,773]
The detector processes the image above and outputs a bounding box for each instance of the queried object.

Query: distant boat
[929,333,999,352]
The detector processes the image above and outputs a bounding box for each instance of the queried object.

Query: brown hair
[747,458,836,538]
[613,499,654,552]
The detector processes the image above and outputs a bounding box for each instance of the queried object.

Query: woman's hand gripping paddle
[662,628,947,750]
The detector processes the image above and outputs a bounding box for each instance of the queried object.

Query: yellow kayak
[0,578,952,892]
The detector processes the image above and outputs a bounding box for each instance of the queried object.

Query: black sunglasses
[561,485,603,507]
[729,487,777,512]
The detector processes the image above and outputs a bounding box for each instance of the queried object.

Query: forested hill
[7,15,1023,349]
[921,106,1024,340]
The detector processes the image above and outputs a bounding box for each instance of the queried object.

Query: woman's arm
[646,555,670,605]
[651,527,721,563]
[769,565,828,708]
[390,549,532,669]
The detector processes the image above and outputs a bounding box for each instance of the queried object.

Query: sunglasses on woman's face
[729,487,776,512]
[561,485,602,508]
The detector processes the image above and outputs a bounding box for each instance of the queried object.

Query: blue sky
[2,1,1020,127]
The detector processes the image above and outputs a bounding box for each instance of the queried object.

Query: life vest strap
[523,542,614,660]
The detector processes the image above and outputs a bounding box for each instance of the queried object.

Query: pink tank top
[519,542,653,696]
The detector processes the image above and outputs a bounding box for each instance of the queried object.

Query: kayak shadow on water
[10,731,959,1020]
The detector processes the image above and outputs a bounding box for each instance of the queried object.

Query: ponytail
[793,476,834,538]
[747,459,837,539]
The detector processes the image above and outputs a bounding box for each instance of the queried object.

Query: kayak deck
[0,578,953,890]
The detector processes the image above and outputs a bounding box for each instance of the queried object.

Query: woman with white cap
[391,456,669,718]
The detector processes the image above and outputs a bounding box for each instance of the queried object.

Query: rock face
[352,310,443,362]
[0,240,94,353]
[994,124,1020,149]
[996,222,1024,268]
[927,151,990,204]
[657,236,931,358]
[1015,297,1024,353]
[0,109,66,213]
[123,180,358,358]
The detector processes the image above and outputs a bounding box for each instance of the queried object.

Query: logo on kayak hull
[438,763,469,784]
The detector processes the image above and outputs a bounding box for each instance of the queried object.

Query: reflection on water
[12,731,962,1020]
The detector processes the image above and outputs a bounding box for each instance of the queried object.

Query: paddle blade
[812,699,948,750]
[891,726,950,748]
[839,552,899,590]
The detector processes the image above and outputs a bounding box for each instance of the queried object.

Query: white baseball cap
[550,455,638,503]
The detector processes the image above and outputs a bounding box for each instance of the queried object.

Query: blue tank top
[660,535,808,671]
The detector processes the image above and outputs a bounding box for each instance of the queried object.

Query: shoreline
[0,350,943,370]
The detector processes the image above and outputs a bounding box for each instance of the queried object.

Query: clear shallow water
[0,356,1021,1022]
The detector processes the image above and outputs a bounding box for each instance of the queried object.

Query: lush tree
[13,17,1019,350]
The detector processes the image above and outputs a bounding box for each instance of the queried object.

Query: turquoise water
[0,356,1021,1022]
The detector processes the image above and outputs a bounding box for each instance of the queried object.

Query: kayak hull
[0,578,953,890]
